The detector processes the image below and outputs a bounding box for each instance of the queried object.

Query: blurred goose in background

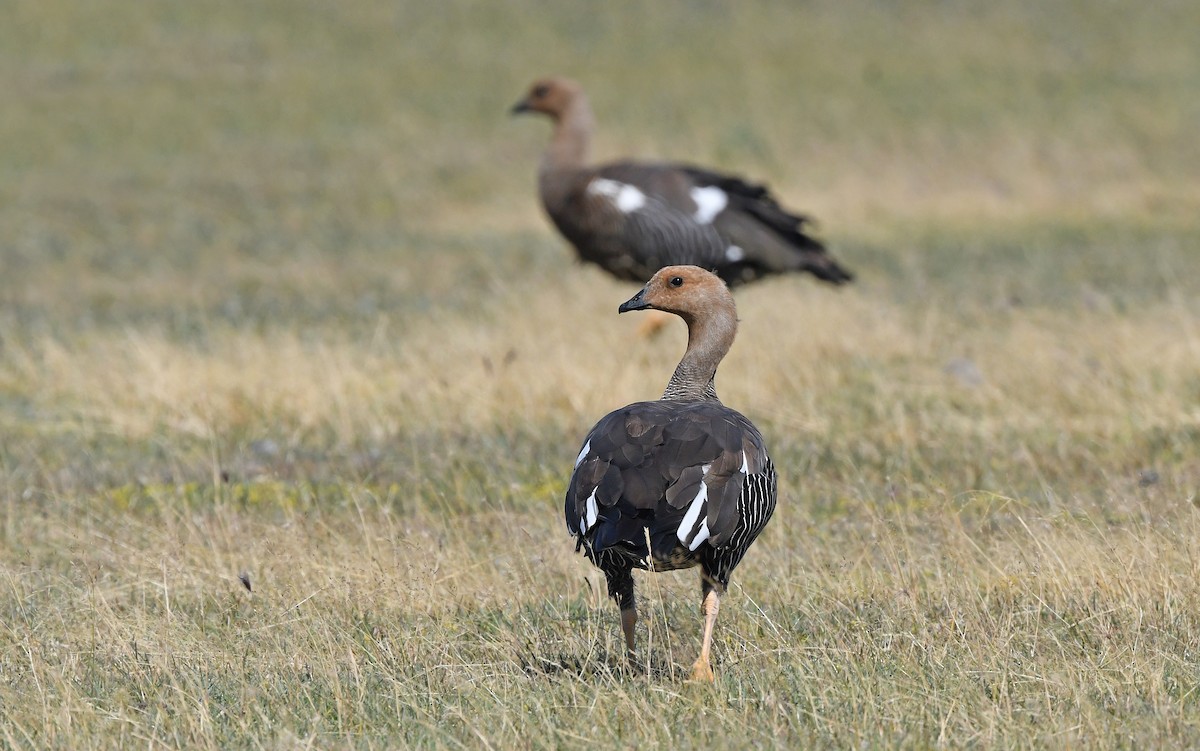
[512,77,853,290]
[565,266,778,682]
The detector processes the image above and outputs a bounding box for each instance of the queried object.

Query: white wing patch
[582,486,600,533]
[677,482,708,546]
[740,450,750,474]
[677,462,712,548]
[725,245,746,262]
[690,186,728,224]
[589,178,647,213]
[574,439,591,469]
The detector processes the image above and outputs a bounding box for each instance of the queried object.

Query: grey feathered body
[540,161,852,287]
[565,399,778,607]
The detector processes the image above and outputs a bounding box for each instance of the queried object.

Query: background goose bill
[510,99,533,115]
[618,287,651,313]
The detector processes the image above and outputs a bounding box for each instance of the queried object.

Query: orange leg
[690,587,720,682]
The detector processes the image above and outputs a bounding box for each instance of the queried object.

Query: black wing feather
[566,400,771,556]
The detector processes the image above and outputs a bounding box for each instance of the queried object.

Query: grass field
[3,0,1200,747]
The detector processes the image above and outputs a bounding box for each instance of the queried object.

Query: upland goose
[565,265,778,682]
[512,77,852,288]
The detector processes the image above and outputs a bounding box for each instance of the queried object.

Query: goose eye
[532,85,549,98]
[669,276,684,287]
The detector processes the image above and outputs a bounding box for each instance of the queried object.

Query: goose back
[566,399,777,582]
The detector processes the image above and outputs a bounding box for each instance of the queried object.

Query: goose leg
[690,581,721,682]
[605,566,637,664]
[620,606,637,659]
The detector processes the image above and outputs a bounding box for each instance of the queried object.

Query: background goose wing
[560,164,729,277]
[679,165,853,285]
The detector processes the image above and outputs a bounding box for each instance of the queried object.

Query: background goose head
[511,77,584,121]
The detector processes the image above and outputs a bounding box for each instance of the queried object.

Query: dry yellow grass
[6,274,1198,452]
[4,267,1200,746]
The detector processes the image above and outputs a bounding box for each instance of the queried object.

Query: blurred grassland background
[2,0,1200,748]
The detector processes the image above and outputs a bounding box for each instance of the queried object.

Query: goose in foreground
[565,265,778,682]
[512,77,853,288]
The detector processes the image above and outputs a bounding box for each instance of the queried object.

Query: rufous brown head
[510,77,583,121]
[618,266,734,321]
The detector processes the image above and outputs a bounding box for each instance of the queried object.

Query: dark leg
[620,607,637,659]
[604,566,637,662]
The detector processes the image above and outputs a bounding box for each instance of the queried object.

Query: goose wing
[565,400,772,559]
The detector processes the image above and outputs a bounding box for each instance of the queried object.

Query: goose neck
[540,99,594,172]
[661,309,736,402]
